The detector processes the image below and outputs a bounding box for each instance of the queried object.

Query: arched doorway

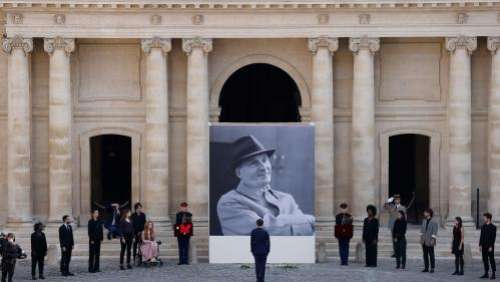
[389,134,430,223]
[218,63,301,122]
[90,134,132,209]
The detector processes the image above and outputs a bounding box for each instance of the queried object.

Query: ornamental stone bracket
[1,35,33,54]
[349,37,380,53]
[182,37,213,54]
[445,36,477,54]
[308,37,338,54]
[487,36,500,54]
[43,37,75,55]
[141,37,172,53]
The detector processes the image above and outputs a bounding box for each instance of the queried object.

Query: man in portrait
[217,135,315,236]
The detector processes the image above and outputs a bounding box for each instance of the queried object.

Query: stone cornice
[2,1,500,10]
[141,37,171,53]
[43,36,75,55]
[445,35,477,54]
[182,37,212,54]
[349,36,380,53]
[308,37,338,54]
[1,35,33,54]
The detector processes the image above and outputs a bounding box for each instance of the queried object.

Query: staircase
[3,223,498,261]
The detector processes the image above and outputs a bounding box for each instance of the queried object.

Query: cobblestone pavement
[7,258,492,281]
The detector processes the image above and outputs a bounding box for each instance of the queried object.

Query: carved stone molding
[359,13,371,25]
[308,37,338,54]
[317,14,329,25]
[192,14,204,25]
[445,36,477,54]
[488,37,500,54]
[150,14,162,25]
[457,12,468,24]
[43,37,75,55]
[182,37,213,54]
[10,13,23,24]
[1,35,33,54]
[141,37,172,53]
[54,14,66,25]
[349,37,380,53]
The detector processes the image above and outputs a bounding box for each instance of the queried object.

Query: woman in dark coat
[452,216,464,275]
[31,223,47,280]
[363,205,379,267]
[119,208,134,270]
[392,211,407,269]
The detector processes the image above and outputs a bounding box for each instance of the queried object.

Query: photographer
[1,233,25,282]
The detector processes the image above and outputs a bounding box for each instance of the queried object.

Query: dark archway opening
[219,63,302,122]
[90,134,132,210]
[389,134,430,224]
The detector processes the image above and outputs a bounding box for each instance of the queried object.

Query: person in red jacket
[175,215,193,265]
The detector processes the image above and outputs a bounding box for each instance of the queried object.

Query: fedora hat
[231,135,275,170]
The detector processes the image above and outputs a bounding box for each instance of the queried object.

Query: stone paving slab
[6,258,492,281]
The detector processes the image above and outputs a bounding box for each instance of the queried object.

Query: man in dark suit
[58,215,74,276]
[251,219,270,282]
[88,210,103,273]
[175,202,192,226]
[480,212,497,280]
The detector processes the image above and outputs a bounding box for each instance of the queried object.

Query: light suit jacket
[420,218,438,246]
[217,185,315,236]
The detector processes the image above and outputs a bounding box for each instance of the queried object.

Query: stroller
[137,239,164,267]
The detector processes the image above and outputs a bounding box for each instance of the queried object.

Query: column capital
[182,37,213,55]
[349,37,380,54]
[488,37,500,55]
[141,37,172,54]
[308,37,338,55]
[1,35,33,55]
[445,36,477,55]
[43,37,75,56]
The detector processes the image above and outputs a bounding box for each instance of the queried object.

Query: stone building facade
[0,0,499,231]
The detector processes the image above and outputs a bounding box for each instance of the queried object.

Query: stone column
[445,36,476,224]
[1,36,33,223]
[487,37,500,220]
[308,37,338,222]
[349,37,380,221]
[141,37,172,223]
[182,38,212,220]
[44,37,75,222]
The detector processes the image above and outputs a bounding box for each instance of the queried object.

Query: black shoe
[430,269,434,273]
[481,273,489,279]
[402,265,406,270]
[120,265,125,270]
[452,271,459,275]
[32,276,37,280]
[458,271,464,276]
[95,269,101,273]
[422,269,429,273]
[391,254,396,258]
[39,275,45,280]
[127,264,132,269]
[61,273,68,277]
[396,265,400,269]
[67,272,74,276]
[491,272,496,280]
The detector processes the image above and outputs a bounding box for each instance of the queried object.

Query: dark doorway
[389,134,430,224]
[219,63,302,122]
[90,134,132,210]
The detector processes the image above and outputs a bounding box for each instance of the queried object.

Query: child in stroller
[138,221,163,267]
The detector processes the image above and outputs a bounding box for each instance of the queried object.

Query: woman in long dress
[451,217,464,276]
[140,221,159,262]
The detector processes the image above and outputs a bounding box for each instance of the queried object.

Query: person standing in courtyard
[480,212,497,280]
[251,219,270,282]
[1,233,23,282]
[451,216,464,276]
[88,209,103,273]
[59,215,74,276]
[335,203,353,266]
[363,205,379,267]
[119,208,134,270]
[393,210,407,270]
[175,214,193,265]
[131,202,146,264]
[175,202,192,226]
[30,222,47,280]
[420,208,438,273]
[384,194,406,257]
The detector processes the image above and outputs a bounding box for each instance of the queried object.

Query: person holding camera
[420,208,438,273]
[335,203,353,266]
[1,233,24,282]
[31,223,47,280]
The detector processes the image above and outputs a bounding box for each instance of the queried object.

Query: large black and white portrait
[209,124,315,236]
